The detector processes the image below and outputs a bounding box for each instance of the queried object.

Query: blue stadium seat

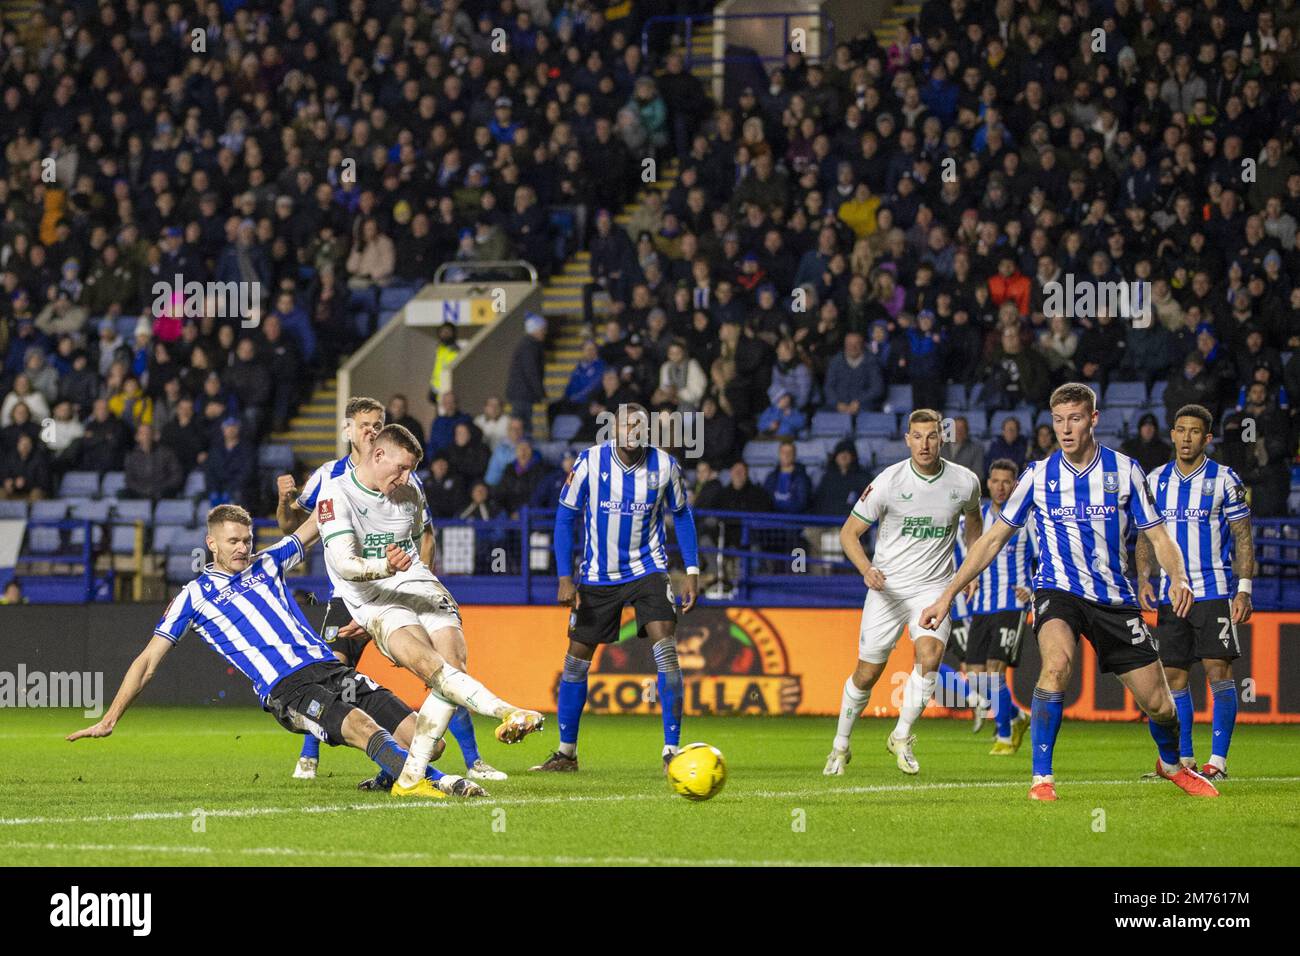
[184,470,206,497]
[1097,408,1129,436]
[166,553,197,583]
[749,466,773,486]
[154,499,195,525]
[875,440,910,464]
[151,525,184,552]
[194,502,212,527]
[0,500,27,520]
[166,528,207,554]
[742,441,781,467]
[258,444,295,471]
[883,384,913,413]
[1149,380,1168,406]
[112,500,153,523]
[536,440,569,467]
[854,438,873,466]
[809,410,852,437]
[68,500,110,548]
[348,286,378,310]
[1104,381,1147,407]
[967,383,984,408]
[110,524,139,556]
[27,500,67,554]
[855,412,897,438]
[944,383,968,410]
[59,471,100,498]
[794,440,826,466]
[101,471,127,498]
[378,310,398,328]
[379,285,416,311]
[551,415,581,442]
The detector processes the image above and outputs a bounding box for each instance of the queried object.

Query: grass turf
[2,708,1298,867]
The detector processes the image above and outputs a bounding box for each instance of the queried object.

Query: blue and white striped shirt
[154,534,333,698]
[1000,445,1161,607]
[971,500,1035,614]
[559,442,688,585]
[1147,457,1250,603]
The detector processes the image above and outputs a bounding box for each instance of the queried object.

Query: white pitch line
[2,776,1297,829]
[445,852,905,867]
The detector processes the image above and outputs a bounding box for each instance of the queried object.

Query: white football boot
[292,757,318,780]
[886,732,920,775]
[466,759,508,781]
[823,746,851,776]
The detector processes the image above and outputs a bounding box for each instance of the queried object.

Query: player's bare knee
[339,708,380,748]
[567,638,596,660]
[1203,659,1232,683]
[1039,658,1071,690]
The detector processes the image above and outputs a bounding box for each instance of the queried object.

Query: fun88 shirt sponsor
[153,534,334,699]
[971,500,1036,614]
[1146,458,1250,603]
[558,442,688,584]
[999,446,1162,607]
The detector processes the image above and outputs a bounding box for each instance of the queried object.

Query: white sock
[429,664,509,718]
[1207,754,1226,771]
[558,741,577,757]
[396,691,455,788]
[893,666,936,739]
[968,672,991,709]
[834,676,871,751]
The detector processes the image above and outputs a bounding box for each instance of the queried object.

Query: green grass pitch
[3,708,1298,867]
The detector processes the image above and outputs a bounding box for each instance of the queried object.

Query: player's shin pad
[428,664,508,718]
[397,691,456,788]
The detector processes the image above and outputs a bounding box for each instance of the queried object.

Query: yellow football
[666,742,727,801]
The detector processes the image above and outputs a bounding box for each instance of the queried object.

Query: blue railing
[640,11,835,68]
[10,519,113,602]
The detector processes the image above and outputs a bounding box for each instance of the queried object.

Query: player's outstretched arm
[1141,523,1193,617]
[67,635,174,741]
[920,519,1016,629]
[294,508,320,550]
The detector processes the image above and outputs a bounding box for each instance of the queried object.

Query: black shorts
[1155,598,1241,670]
[320,596,369,667]
[264,660,410,745]
[968,609,1028,666]
[1031,588,1158,675]
[568,572,678,646]
[948,617,971,662]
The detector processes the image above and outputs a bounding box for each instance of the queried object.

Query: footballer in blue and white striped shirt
[533,404,701,774]
[921,383,1221,801]
[66,503,486,799]
[1136,403,1254,783]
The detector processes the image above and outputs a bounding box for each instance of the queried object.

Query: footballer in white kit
[824,409,983,777]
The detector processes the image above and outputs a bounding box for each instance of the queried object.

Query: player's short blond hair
[375,423,424,464]
[345,396,385,420]
[907,408,943,429]
[1049,383,1097,414]
[207,504,252,529]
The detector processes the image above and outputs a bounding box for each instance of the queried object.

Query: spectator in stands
[981,325,1050,411]
[447,421,492,490]
[551,340,607,424]
[767,338,812,411]
[475,396,510,451]
[58,351,98,417]
[813,439,870,516]
[2,375,49,427]
[658,339,707,413]
[1165,352,1221,427]
[764,440,812,515]
[78,398,129,474]
[0,433,50,501]
[700,395,736,470]
[460,481,501,521]
[988,253,1031,317]
[22,349,58,406]
[215,219,271,294]
[578,369,638,444]
[1027,424,1060,463]
[123,424,184,501]
[823,332,885,416]
[258,315,303,434]
[271,291,317,370]
[507,313,547,430]
[531,450,576,513]
[1036,314,1079,384]
[585,208,637,326]
[1074,310,1128,394]
[427,391,474,461]
[987,417,1029,472]
[428,323,461,404]
[494,438,548,516]
[1221,384,1292,517]
[205,418,254,508]
[942,416,986,479]
[43,400,84,480]
[1121,413,1173,475]
[384,395,424,446]
[0,400,40,454]
[0,580,24,604]
[427,456,470,520]
[224,338,272,440]
[160,397,206,476]
[758,390,806,438]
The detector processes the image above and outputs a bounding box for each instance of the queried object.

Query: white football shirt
[851,457,982,592]
[316,468,435,610]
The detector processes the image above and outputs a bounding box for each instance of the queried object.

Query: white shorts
[349,579,463,665]
[857,585,951,664]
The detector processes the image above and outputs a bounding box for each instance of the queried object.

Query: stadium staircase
[0,0,39,28]
[880,2,921,33]
[534,20,713,437]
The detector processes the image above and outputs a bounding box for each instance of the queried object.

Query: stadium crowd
[0,0,1298,532]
